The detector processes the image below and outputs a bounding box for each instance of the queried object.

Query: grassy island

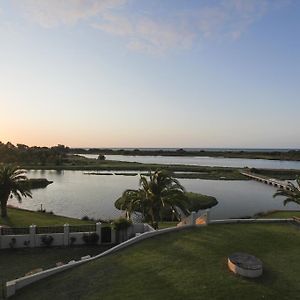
[23,156,300,181]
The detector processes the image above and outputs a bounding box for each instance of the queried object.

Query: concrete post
[205,209,211,225]
[111,228,116,244]
[190,211,196,225]
[0,226,2,248]
[126,225,134,240]
[6,280,16,297]
[96,222,102,245]
[64,224,69,246]
[29,225,36,248]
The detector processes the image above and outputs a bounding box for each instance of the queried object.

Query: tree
[115,169,188,229]
[0,165,32,217]
[273,177,300,206]
[97,154,106,161]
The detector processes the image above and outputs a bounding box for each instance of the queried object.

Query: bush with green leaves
[82,232,99,245]
[41,235,54,247]
[70,236,77,246]
[9,238,16,248]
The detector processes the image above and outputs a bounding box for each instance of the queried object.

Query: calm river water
[80,154,300,170]
[9,170,298,221]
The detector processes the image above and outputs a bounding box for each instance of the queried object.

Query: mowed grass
[261,210,300,219]
[0,245,111,299]
[12,223,300,300]
[158,221,178,228]
[0,208,94,227]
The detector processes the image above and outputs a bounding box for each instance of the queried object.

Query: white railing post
[96,222,102,245]
[205,209,211,224]
[0,226,2,248]
[6,280,16,298]
[111,227,116,244]
[64,224,69,246]
[191,211,196,225]
[29,225,36,248]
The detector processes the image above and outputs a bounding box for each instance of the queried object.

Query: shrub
[41,235,54,247]
[112,217,132,231]
[82,233,99,245]
[24,240,30,247]
[97,154,106,160]
[9,238,16,248]
[70,236,76,246]
[81,215,95,222]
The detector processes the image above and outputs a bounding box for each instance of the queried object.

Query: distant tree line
[0,142,70,165]
[2,142,300,164]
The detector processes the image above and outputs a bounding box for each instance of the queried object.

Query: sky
[0,0,299,148]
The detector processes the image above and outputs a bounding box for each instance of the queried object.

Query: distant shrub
[37,209,53,214]
[81,215,95,222]
[82,233,99,245]
[41,235,54,247]
[97,154,106,161]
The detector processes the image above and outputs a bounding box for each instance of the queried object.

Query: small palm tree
[116,189,146,220]
[116,169,188,229]
[273,177,300,206]
[0,165,32,218]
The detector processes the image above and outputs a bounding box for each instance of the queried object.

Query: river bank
[22,157,299,180]
[70,148,300,161]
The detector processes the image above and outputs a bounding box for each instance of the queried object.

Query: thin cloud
[8,0,289,54]
[91,0,277,54]
[14,0,127,27]
[93,13,194,54]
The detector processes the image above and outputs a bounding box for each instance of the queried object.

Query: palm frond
[273,178,300,207]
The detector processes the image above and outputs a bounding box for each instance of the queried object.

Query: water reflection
[9,170,299,221]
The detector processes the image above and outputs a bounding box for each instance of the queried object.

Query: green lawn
[158,221,178,228]
[259,210,300,219]
[0,208,95,227]
[11,223,300,300]
[0,245,111,299]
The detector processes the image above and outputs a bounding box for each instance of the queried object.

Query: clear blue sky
[0,0,299,148]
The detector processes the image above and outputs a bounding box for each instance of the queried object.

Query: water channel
[9,170,299,221]
[80,154,300,170]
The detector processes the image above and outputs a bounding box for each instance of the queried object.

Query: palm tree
[115,169,188,229]
[0,165,32,218]
[115,189,146,220]
[273,177,300,206]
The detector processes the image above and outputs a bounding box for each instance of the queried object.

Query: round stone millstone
[228,252,263,278]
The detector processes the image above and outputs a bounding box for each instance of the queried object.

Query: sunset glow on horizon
[1,0,299,148]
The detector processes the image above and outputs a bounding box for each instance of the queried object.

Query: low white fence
[0,223,151,249]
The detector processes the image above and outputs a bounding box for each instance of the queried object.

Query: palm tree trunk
[1,198,8,218]
[148,208,157,229]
